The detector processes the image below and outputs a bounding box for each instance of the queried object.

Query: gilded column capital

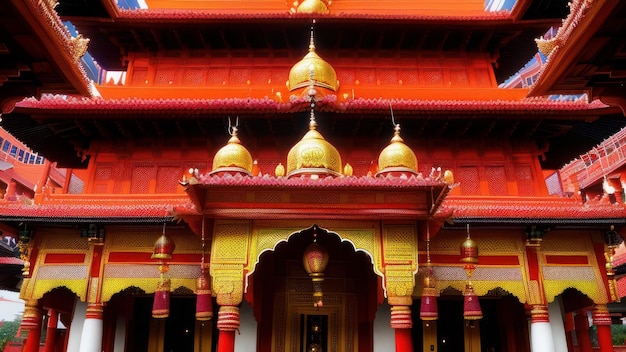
[382,223,418,299]
[210,220,250,307]
[211,264,244,306]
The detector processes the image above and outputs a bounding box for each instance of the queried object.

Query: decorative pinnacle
[309,20,316,52]
[309,109,318,130]
[391,124,404,143]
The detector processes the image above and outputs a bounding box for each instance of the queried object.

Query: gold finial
[309,21,316,52]
[391,123,404,143]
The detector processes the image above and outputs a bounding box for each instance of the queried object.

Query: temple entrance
[249,226,380,352]
[416,292,528,352]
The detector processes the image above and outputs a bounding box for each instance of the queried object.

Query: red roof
[0,257,23,265]
[0,195,194,220]
[445,195,626,220]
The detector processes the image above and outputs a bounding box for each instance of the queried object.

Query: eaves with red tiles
[0,197,196,222]
[0,257,23,265]
[444,195,626,223]
[14,95,612,115]
[113,8,512,22]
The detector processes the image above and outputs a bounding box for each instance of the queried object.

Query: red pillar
[593,305,615,352]
[216,306,239,352]
[43,309,58,352]
[395,328,413,352]
[390,305,413,352]
[23,320,42,352]
[564,312,575,352]
[574,310,593,352]
[217,331,236,352]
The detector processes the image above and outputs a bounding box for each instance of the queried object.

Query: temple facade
[1,0,626,351]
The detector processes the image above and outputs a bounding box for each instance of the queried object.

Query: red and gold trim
[529,304,550,324]
[390,305,413,329]
[216,306,240,332]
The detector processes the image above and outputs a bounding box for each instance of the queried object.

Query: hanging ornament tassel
[196,216,213,320]
[420,286,438,321]
[152,266,171,318]
[196,269,213,320]
[463,283,482,320]
[420,223,438,320]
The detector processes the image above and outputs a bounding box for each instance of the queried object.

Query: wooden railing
[560,127,626,190]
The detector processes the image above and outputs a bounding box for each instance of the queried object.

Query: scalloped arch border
[244,224,384,294]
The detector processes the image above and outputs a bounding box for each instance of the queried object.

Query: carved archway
[247,224,380,352]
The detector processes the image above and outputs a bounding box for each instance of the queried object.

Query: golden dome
[376,124,418,176]
[297,0,329,14]
[288,31,338,92]
[210,127,253,175]
[287,116,342,178]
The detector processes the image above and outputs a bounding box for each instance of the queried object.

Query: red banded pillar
[43,309,58,352]
[21,299,43,352]
[593,305,614,352]
[217,306,240,352]
[391,305,413,352]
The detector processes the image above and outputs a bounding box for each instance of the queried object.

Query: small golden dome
[376,124,418,176]
[343,163,353,177]
[210,127,253,175]
[275,163,285,177]
[297,0,329,14]
[288,30,338,92]
[287,116,342,178]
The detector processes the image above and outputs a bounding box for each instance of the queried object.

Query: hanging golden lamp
[151,223,175,319]
[460,224,478,278]
[460,224,482,320]
[420,223,438,320]
[302,229,329,308]
[196,216,213,320]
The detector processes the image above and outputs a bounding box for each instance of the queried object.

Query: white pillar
[548,299,567,352]
[529,304,555,352]
[67,300,86,352]
[373,302,394,352]
[78,303,104,352]
[234,301,257,352]
[113,315,126,352]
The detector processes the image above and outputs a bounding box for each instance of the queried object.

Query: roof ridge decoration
[15,95,612,113]
[529,0,605,98]
[114,8,512,21]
